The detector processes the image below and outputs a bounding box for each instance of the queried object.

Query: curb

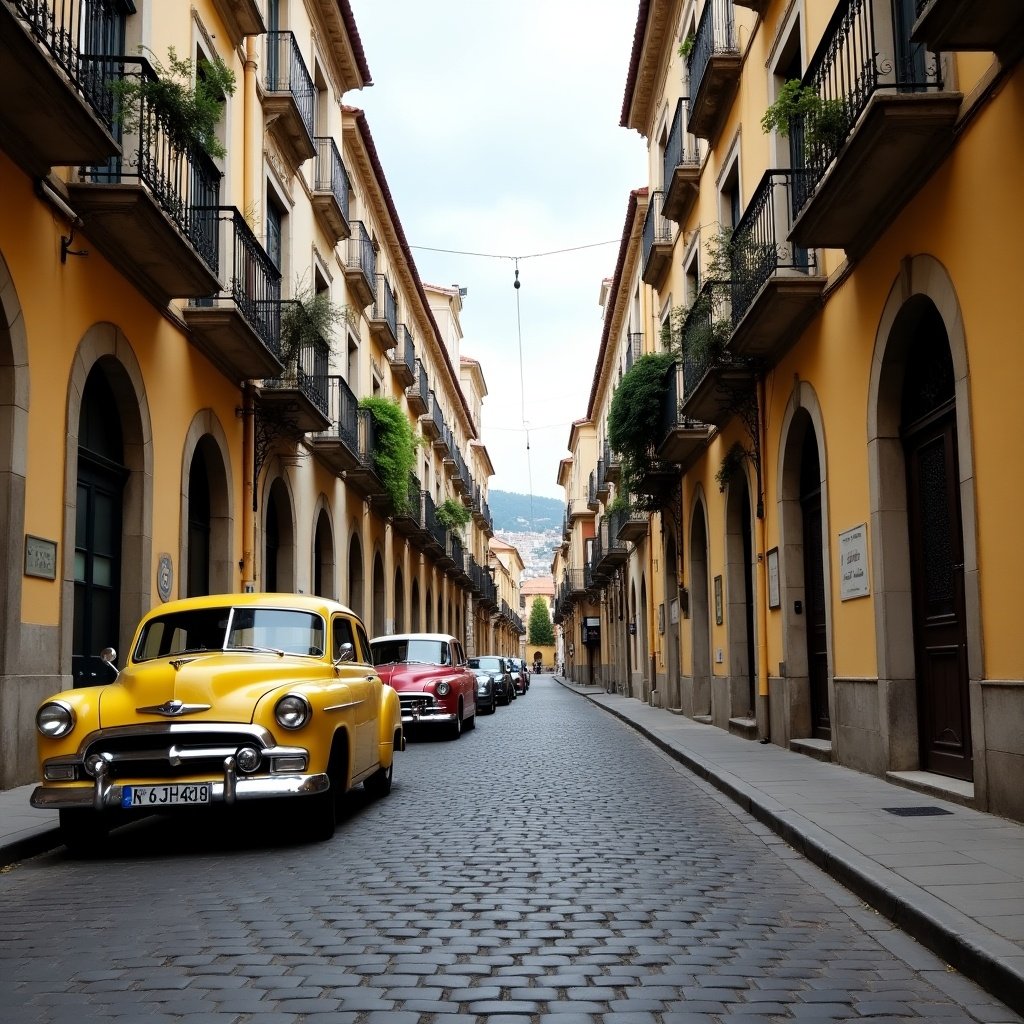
[1,828,62,868]
[556,677,1024,1018]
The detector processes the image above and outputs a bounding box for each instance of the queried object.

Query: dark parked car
[508,656,530,695]
[468,655,515,707]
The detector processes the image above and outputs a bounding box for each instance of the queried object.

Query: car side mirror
[334,642,355,664]
[99,647,119,683]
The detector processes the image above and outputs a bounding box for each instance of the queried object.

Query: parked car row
[369,633,529,735]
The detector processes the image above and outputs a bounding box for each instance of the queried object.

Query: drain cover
[883,805,953,817]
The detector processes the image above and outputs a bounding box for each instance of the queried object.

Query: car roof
[370,632,457,643]
[141,592,360,620]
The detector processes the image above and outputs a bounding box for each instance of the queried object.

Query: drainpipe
[756,375,771,742]
[241,383,255,590]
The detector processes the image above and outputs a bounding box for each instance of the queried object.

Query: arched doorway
[800,427,830,739]
[347,535,364,621]
[313,507,334,599]
[901,304,971,780]
[724,467,756,725]
[411,578,421,631]
[639,574,650,700]
[181,419,232,598]
[263,478,294,592]
[425,586,433,631]
[73,364,127,684]
[372,552,386,637]
[394,568,405,632]
[689,498,711,718]
[664,531,681,710]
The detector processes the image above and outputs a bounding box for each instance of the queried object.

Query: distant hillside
[488,491,563,534]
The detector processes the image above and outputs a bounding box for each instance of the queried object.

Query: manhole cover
[883,806,953,817]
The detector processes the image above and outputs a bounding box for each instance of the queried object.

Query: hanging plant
[358,396,421,513]
[111,46,236,159]
[716,441,753,492]
[280,282,348,368]
[678,31,696,60]
[435,497,471,534]
[760,79,848,159]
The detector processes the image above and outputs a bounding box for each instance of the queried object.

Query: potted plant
[279,284,348,374]
[760,79,848,160]
[358,396,421,513]
[678,31,696,61]
[111,46,236,159]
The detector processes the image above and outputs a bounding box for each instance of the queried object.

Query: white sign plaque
[839,523,869,600]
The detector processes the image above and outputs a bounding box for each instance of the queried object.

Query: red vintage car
[369,633,477,739]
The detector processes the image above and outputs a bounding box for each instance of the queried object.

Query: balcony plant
[358,396,421,513]
[716,440,753,492]
[678,31,696,60]
[111,46,236,159]
[435,497,471,535]
[760,79,848,159]
[279,284,347,370]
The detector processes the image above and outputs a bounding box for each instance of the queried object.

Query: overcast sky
[349,1,646,502]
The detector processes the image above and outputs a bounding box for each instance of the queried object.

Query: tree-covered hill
[488,490,563,534]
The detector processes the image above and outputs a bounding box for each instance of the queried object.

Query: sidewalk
[2,681,1023,1016]
[555,675,1024,1017]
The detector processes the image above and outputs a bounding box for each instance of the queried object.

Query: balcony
[633,455,679,498]
[446,533,467,581]
[912,0,1024,58]
[624,333,644,374]
[587,471,599,511]
[389,324,416,388]
[312,137,351,243]
[311,375,361,474]
[368,274,398,350]
[406,359,429,416]
[259,310,330,433]
[568,498,594,523]
[641,190,672,286]
[421,390,443,441]
[728,170,825,362]
[604,442,622,486]
[662,99,701,223]
[343,221,376,309]
[213,0,266,46]
[787,0,961,257]
[594,515,628,574]
[685,0,741,142]
[658,361,713,466]
[595,458,609,500]
[339,408,386,499]
[680,281,755,427]
[387,476,427,543]
[67,58,221,307]
[733,0,768,9]
[617,504,650,544]
[183,208,284,382]
[0,0,120,176]
[423,493,447,557]
[264,31,315,165]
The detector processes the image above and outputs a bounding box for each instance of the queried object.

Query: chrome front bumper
[31,755,329,811]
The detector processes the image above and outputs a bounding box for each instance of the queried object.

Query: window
[266,195,283,271]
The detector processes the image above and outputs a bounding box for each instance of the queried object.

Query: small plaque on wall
[25,535,57,580]
[839,523,870,600]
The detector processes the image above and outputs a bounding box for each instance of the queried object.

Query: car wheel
[364,759,393,798]
[59,808,110,857]
[450,707,462,739]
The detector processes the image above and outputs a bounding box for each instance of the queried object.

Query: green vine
[716,441,753,492]
[358,396,420,513]
[111,46,236,158]
[678,32,696,60]
[435,497,471,534]
[761,79,848,158]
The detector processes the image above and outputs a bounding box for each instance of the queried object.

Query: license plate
[121,783,211,808]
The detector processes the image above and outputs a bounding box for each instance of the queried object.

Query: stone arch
[371,549,386,637]
[688,488,712,719]
[663,524,681,710]
[262,473,295,592]
[394,566,405,632]
[722,459,757,728]
[347,533,364,621]
[312,496,335,599]
[180,411,234,597]
[411,577,421,632]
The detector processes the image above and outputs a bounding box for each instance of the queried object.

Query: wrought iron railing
[642,190,672,268]
[686,0,738,102]
[316,375,360,451]
[373,275,397,335]
[345,220,376,286]
[680,280,734,400]
[85,57,221,272]
[313,136,350,219]
[428,391,445,438]
[265,304,329,414]
[790,0,943,217]
[663,97,701,185]
[265,30,315,148]
[729,169,816,326]
[626,332,644,371]
[407,358,429,406]
[423,492,446,550]
[193,207,281,354]
[394,324,416,376]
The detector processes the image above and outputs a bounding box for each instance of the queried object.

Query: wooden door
[800,430,830,739]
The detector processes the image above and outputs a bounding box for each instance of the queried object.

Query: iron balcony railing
[663,97,701,187]
[729,169,816,326]
[264,304,329,414]
[680,280,734,401]
[193,206,282,355]
[313,136,350,219]
[480,497,493,533]
[588,471,597,508]
[423,491,446,550]
[686,0,738,103]
[428,391,445,438]
[345,220,376,286]
[642,190,672,270]
[11,0,122,129]
[563,568,587,597]
[395,324,416,377]
[448,533,465,575]
[625,332,643,371]
[373,274,397,336]
[790,0,944,218]
[407,358,429,406]
[265,30,315,149]
[318,375,359,451]
[85,56,221,273]
[481,574,497,605]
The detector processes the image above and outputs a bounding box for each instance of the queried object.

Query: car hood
[374,663,454,692]
[99,655,325,725]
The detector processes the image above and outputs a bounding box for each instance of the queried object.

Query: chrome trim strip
[70,722,278,757]
[323,699,362,712]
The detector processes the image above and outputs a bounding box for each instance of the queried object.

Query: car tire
[59,808,110,857]
[450,707,462,739]
[364,759,393,798]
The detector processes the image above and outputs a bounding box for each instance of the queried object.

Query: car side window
[354,623,372,665]
[454,641,465,666]
[332,616,355,662]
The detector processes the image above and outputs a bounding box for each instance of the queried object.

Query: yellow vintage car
[31,593,403,852]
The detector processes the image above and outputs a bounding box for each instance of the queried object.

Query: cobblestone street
[1,676,1019,1023]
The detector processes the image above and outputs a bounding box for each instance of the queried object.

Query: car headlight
[36,701,75,738]
[275,694,311,730]
[436,681,451,697]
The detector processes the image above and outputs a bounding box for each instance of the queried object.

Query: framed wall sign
[25,535,57,580]
[766,547,780,609]
[839,523,870,600]
[714,575,723,625]
[658,603,665,634]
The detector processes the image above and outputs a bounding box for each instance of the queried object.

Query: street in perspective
[2,676,1021,1024]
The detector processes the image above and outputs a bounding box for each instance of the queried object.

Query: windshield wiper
[228,645,285,656]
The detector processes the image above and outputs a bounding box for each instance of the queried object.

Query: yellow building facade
[561,0,1024,821]
[0,0,501,789]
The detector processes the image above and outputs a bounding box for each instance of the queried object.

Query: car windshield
[468,657,504,672]
[133,606,326,662]
[371,638,450,666]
